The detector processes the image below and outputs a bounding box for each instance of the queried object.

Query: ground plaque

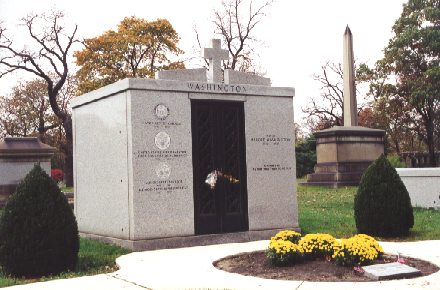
[72,39,298,250]
[362,262,422,280]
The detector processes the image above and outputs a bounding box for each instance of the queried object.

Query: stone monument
[0,137,55,206]
[72,39,298,250]
[306,27,385,187]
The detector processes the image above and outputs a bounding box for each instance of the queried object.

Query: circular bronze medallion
[155,131,171,150]
[154,103,170,120]
[155,162,171,179]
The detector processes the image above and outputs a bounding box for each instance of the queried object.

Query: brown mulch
[213,251,440,282]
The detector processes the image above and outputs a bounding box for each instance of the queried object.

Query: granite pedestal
[306,126,385,187]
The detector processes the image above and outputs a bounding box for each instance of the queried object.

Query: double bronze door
[191,100,249,235]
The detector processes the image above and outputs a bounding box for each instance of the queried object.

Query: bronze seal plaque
[154,103,170,120]
[155,131,171,150]
[155,162,171,179]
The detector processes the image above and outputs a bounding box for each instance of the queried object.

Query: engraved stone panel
[129,90,194,240]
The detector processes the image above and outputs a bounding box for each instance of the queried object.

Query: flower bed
[267,230,384,267]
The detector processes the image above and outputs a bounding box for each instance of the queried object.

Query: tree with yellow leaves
[74,17,184,94]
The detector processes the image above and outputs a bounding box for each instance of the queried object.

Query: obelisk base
[306,126,385,188]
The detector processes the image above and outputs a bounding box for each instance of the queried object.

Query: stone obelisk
[305,26,385,188]
[343,26,357,126]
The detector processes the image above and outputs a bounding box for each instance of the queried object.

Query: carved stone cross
[201,39,229,83]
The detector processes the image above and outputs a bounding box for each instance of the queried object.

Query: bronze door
[191,100,248,235]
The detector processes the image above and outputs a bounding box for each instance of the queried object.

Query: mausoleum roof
[0,137,56,157]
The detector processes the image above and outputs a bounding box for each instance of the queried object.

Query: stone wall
[397,168,440,208]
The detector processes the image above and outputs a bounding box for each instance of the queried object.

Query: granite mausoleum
[72,39,298,250]
[0,137,55,206]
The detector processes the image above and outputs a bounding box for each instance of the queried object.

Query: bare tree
[303,61,372,131]
[303,62,344,130]
[0,11,78,186]
[213,0,273,73]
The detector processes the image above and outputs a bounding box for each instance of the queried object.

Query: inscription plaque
[138,179,189,193]
[136,150,187,159]
[250,134,291,146]
[252,164,292,172]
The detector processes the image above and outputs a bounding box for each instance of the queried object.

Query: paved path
[5,240,440,290]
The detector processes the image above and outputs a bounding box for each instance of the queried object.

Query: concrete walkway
[5,240,440,290]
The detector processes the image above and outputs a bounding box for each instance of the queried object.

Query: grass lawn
[297,180,440,241]
[0,236,130,288]
[60,186,74,193]
[0,180,439,287]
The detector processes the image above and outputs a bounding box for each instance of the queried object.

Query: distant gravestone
[362,262,421,280]
[72,39,298,250]
[0,137,55,206]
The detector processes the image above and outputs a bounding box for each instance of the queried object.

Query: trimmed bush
[0,164,79,277]
[354,155,414,237]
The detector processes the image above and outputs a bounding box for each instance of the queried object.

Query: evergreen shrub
[354,155,414,237]
[0,164,79,277]
[295,135,316,178]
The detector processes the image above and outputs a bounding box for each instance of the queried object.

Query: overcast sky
[0,0,407,123]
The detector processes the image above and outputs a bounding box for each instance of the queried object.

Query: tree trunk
[427,128,437,167]
[393,135,401,154]
[423,112,437,167]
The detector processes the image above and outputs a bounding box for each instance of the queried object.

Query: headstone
[362,262,422,280]
[305,27,385,187]
[72,39,298,250]
[0,137,55,206]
